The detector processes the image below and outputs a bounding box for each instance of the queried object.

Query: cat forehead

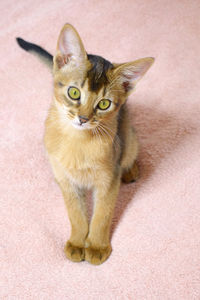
[85,54,114,93]
[55,54,114,94]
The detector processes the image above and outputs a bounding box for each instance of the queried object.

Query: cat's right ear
[54,24,87,69]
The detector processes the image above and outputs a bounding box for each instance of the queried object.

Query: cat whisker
[98,123,118,152]
[94,126,103,146]
[99,123,119,152]
[97,127,104,146]
[97,126,106,144]
[100,122,116,136]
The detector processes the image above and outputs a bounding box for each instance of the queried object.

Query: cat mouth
[72,123,87,130]
[71,121,92,130]
[70,115,98,130]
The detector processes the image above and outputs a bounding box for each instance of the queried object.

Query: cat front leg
[61,182,88,262]
[49,157,88,262]
[85,171,121,265]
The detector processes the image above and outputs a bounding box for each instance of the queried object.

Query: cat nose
[78,115,89,125]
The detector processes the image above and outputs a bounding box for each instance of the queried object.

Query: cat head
[53,24,154,131]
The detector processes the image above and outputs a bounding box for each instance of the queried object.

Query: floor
[1,0,200,299]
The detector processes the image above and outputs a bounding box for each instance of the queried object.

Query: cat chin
[71,123,91,131]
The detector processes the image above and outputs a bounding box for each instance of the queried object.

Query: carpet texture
[1,0,200,299]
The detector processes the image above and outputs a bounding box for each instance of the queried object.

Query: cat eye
[97,99,111,110]
[68,87,81,100]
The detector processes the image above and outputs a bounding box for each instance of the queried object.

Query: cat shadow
[110,98,196,236]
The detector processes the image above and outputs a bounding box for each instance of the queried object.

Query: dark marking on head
[64,96,74,107]
[81,78,86,88]
[56,55,65,69]
[58,81,64,87]
[69,110,75,115]
[122,81,133,93]
[103,86,107,97]
[87,54,113,93]
[64,95,80,107]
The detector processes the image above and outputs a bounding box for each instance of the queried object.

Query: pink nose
[79,116,89,124]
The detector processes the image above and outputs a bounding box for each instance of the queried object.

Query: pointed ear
[54,23,87,69]
[114,57,155,93]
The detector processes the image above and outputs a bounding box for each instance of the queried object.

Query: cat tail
[16,37,53,70]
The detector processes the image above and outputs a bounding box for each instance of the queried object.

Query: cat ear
[54,23,87,69]
[114,57,155,93]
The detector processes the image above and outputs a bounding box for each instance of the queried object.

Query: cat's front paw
[64,241,85,262]
[85,244,112,265]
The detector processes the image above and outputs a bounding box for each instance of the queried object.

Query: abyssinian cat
[17,24,154,265]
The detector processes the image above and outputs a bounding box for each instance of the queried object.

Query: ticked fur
[18,24,154,265]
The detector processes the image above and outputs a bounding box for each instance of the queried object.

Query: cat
[16,24,154,265]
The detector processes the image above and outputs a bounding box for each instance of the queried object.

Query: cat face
[53,24,154,131]
[53,54,125,131]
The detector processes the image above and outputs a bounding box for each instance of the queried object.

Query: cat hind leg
[121,128,139,183]
[121,160,139,183]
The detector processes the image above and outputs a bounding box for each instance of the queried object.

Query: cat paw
[85,245,112,265]
[64,241,85,262]
[122,161,139,183]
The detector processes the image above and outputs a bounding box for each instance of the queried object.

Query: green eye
[97,99,111,110]
[68,87,81,100]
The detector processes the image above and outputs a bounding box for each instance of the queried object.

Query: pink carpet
[1,0,200,299]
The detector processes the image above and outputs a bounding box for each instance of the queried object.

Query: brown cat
[17,24,154,265]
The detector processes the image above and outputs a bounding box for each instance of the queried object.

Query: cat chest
[51,139,110,186]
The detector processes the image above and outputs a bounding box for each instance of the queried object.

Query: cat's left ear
[54,23,87,69]
[113,57,155,93]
